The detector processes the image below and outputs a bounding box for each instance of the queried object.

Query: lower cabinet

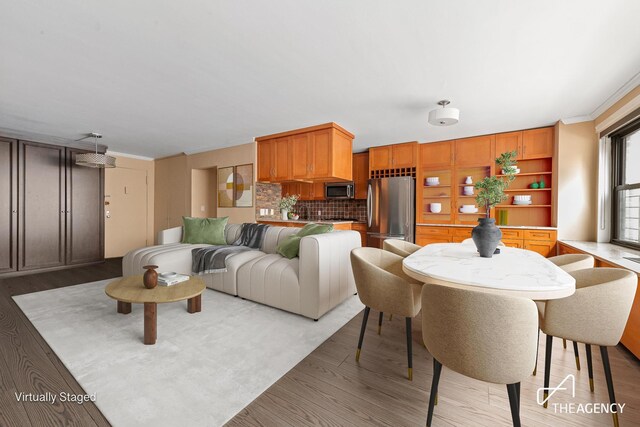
[416,225,557,257]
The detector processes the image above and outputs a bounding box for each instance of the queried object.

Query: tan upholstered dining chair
[421,283,538,427]
[382,239,422,258]
[539,267,636,427]
[350,247,422,380]
[534,253,595,374]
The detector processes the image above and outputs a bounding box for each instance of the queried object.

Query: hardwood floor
[3,261,640,426]
[227,309,640,427]
[0,259,121,427]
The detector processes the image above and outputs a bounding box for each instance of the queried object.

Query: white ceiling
[1,1,639,158]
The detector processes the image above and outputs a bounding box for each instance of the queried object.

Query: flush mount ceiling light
[75,132,116,168]
[428,100,460,126]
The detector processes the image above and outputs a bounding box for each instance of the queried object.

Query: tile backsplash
[255,182,366,222]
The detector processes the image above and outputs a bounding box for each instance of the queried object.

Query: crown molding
[560,115,593,125]
[106,150,155,161]
[590,71,640,120]
[594,89,640,134]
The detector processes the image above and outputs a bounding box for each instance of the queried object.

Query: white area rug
[14,279,364,427]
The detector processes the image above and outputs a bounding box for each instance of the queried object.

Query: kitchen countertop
[559,240,640,275]
[257,219,365,225]
[417,223,557,230]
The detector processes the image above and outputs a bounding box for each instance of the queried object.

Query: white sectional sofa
[122,224,361,320]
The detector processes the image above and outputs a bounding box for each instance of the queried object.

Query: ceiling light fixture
[75,132,116,168]
[428,100,460,126]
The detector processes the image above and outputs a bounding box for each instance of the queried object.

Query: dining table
[402,242,576,300]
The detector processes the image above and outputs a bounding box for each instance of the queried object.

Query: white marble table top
[403,242,576,300]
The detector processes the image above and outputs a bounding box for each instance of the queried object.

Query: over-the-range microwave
[325,182,355,199]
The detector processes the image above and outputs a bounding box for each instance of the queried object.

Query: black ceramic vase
[472,218,502,258]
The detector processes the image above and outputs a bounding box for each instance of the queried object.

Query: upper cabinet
[369,141,417,171]
[454,135,494,166]
[522,127,554,159]
[353,152,369,199]
[256,123,354,183]
[419,140,454,168]
[495,131,523,160]
[494,128,554,160]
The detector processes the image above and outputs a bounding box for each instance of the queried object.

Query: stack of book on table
[158,272,190,286]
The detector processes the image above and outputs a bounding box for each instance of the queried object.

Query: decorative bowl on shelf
[463,185,474,195]
[460,205,478,214]
[502,168,521,175]
[430,203,442,213]
[425,177,440,186]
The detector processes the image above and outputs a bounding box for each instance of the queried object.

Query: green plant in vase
[472,151,518,258]
[278,194,299,220]
[475,150,518,217]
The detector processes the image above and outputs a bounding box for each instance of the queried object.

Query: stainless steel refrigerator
[366,177,415,248]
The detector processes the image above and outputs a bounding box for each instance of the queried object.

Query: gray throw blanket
[191,223,270,274]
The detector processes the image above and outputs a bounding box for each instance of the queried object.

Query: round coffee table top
[105,275,205,304]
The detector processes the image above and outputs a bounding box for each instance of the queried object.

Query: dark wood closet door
[65,148,104,264]
[0,138,18,273]
[18,141,65,270]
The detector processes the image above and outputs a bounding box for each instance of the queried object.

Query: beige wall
[555,121,599,241]
[104,155,155,257]
[190,168,217,218]
[154,143,256,240]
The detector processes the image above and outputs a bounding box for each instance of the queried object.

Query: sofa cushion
[260,226,299,254]
[182,216,228,245]
[276,223,334,259]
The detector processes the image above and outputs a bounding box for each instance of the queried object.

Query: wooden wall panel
[0,138,17,273]
[18,141,65,270]
[66,148,104,265]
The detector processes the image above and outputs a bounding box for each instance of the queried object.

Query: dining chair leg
[405,317,413,381]
[600,346,620,427]
[426,359,442,427]
[543,334,553,408]
[533,328,540,376]
[586,344,594,392]
[563,338,567,349]
[378,311,384,335]
[356,306,370,362]
[506,383,521,427]
[573,341,581,370]
[433,359,438,405]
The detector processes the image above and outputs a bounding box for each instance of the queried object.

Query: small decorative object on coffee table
[143,265,158,289]
[105,276,205,345]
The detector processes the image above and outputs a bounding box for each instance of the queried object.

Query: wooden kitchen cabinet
[522,127,554,159]
[257,122,353,183]
[419,140,454,168]
[282,181,324,200]
[454,135,494,166]
[257,137,290,181]
[523,240,556,257]
[351,222,367,246]
[353,152,369,199]
[369,142,417,171]
[494,132,523,160]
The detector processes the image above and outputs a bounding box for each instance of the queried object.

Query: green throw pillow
[182,216,228,245]
[276,223,334,259]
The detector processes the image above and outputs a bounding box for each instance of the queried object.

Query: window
[612,118,640,250]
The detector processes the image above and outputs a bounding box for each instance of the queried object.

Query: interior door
[105,167,148,258]
[19,141,65,270]
[66,148,104,264]
[0,138,17,273]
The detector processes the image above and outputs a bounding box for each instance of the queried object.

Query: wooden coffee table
[105,276,206,345]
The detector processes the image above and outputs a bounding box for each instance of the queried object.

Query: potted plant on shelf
[472,151,518,257]
[279,194,299,221]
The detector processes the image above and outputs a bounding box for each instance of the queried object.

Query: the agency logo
[537,374,625,415]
